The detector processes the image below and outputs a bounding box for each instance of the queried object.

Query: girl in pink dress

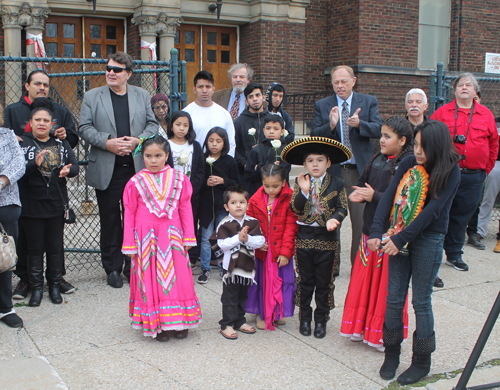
[122,136,202,341]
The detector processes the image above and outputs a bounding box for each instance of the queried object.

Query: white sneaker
[350,334,363,342]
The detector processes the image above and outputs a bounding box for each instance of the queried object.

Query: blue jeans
[385,231,444,339]
[200,210,227,272]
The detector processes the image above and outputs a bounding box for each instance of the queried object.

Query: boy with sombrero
[281,136,351,338]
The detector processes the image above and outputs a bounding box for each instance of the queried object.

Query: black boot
[379,324,404,380]
[397,332,436,385]
[46,253,63,304]
[27,255,44,307]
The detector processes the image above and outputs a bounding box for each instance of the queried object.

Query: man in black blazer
[311,65,382,266]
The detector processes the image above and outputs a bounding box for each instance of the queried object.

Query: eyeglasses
[106,65,126,73]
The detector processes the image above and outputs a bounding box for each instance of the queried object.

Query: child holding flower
[244,114,291,196]
[166,111,205,267]
[198,127,239,283]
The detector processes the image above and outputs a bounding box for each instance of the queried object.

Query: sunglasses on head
[106,65,127,73]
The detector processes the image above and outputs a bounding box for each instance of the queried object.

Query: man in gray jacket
[78,52,158,288]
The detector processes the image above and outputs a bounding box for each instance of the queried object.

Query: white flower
[178,151,189,165]
[248,128,256,136]
[283,130,289,137]
[206,157,216,165]
[271,140,282,149]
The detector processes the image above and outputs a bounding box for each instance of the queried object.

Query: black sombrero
[280,136,352,165]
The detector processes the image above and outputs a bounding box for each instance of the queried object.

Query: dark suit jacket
[311,92,382,176]
[212,88,232,112]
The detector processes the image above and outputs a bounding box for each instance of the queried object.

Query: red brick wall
[449,0,500,72]
[239,20,306,95]
[126,16,140,60]
[358,1,419,67]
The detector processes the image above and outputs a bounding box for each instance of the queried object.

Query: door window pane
[106,45,116,55]
[207,50,217,63]
[221,33,230,46]
[63,24,74,38]
[46,23,57,38]
[63,43,75,57]
[90,25,101,39]
[106,25,117,40]
[184,49,194,62]
[174,30,180,44]
[221,50,230,64]
[90,44,101,58]
[46,42,58,57]
[207,32,217,46]
[185,31,195,45]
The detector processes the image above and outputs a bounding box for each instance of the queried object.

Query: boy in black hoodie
[244,114,291,196]
[234,83,269,189]
[265,82,295,144]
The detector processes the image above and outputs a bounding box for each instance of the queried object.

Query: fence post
[169,48,179,112]
[429,71,436,115]
[436,62,444,110]
[180,60,187,109]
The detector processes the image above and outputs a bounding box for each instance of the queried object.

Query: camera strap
[454,99,475,144]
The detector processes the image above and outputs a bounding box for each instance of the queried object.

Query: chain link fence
[0,52,186,271]
[429,62,500,222]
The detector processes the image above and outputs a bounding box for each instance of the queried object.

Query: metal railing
[284,91,331,136]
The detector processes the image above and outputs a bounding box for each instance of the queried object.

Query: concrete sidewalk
[1,218,500,390]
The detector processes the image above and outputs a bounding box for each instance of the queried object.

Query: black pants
[95,164,135,276]
[14,223,68,282]
[219,274,251,330]
[0,205,21,313]
[295,225,338,324]
[444,170,486,260]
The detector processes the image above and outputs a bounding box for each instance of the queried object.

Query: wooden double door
[175,25,237,104]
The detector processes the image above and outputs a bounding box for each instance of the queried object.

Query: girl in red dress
[340,116,413,351]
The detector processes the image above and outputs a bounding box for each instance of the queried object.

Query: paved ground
[1,216,500,390]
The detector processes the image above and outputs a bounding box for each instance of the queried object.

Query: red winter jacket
[247,182,298,262]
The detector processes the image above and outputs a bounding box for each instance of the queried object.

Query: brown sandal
[220,328,238,340]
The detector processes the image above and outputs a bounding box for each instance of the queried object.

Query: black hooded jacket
[265,82,295,144]
[234,107,269,174]
[4,96,79,148]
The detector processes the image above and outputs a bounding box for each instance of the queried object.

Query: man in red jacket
[431,73,498,272]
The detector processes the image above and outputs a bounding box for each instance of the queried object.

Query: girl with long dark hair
[368,120,461,385]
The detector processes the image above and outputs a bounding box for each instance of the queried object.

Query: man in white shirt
[183,71,236,156]
[212,64,253,120]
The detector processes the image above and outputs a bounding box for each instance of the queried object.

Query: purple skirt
[245,255,296,319]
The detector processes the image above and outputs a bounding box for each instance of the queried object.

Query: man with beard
[212,63,253,120]
[234,83,268,189]
[265,82,295,144]
[405,88,429,131]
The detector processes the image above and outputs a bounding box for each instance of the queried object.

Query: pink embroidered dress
[122,166,202,337]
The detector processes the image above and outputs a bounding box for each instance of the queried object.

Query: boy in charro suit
[282,137,351,339]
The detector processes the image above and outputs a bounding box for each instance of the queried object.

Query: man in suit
[212,63,253,120]
[311,65,382,266]
[78,52,158,288]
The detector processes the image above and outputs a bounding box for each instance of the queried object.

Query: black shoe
[433,276,444,288]
[60,279,76,294]
[12,280,30,299]
[0,311,23,328]
[174,329,189,339]
[397,332,435,385]
[314,322,327,339]
[107,271,123,288]
[29,288,43,306]
[467,234,485,250]
[379,325,404,380]
[299,320,311,336]
[446,258,469,271]
[49,285,63,304]
[197,270,210,284]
